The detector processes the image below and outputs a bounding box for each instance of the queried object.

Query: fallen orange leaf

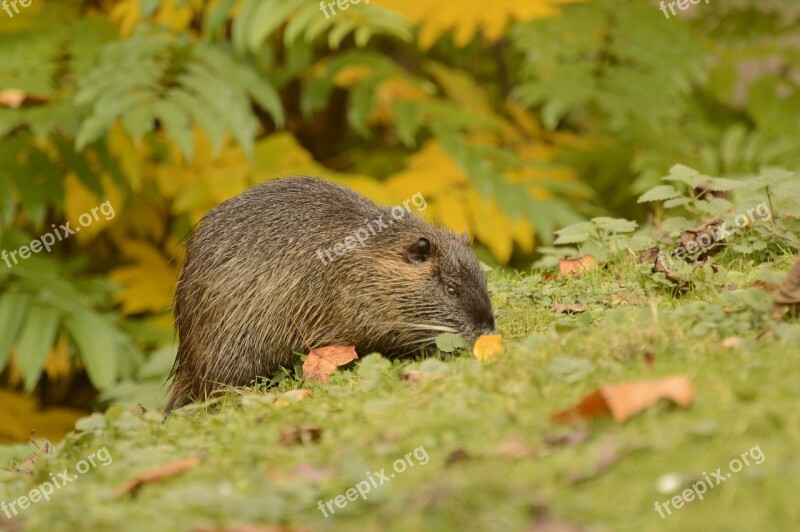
[274,389,311,407]
[473,335,504,362]
[114,456,201,497]
[551,375,695,424]
[302,345,358,385]
[0,89,48,109]
[559,254,596,276]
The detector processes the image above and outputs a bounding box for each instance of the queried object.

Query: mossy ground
[1,250,799,532]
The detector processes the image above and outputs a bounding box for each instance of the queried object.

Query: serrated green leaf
[591,217,637,233]
[663,164,705,187]
[554,232,591,245]
[637,185,682,203]
[706,177,745,192]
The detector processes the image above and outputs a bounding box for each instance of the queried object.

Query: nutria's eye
[446,284,457,296]
[407,237,431,264]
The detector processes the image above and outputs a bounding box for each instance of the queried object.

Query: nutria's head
[356,215,496,354]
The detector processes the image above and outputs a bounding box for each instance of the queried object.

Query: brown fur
[166,176,494,412]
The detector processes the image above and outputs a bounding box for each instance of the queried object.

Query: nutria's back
[166,176,495,412]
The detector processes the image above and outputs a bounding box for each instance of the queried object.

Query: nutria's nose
[478,311,496,335]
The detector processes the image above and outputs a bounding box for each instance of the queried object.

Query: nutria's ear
[407,237,432,264]
[460,232,470,244]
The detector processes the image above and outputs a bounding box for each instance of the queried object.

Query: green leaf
[663,197,691,209]
[663,164,706,187]
[435,332,466,353]
[554,221,597,245]
[706,177,745,192]
[139,0,159,17]
[65,311,120,390]
[591,217,637,233]
[0,293,32,370]
[637,185,682,203]
[152,100,193,161]
[203,0,238,39]
[393,100,422,147]
[15,306,60,391]
[196,45,285,127]
[120,104,155,143]
[347,77,381,138]
[696,197,733,216]
[554,232,591,245]
[248,0,302,51]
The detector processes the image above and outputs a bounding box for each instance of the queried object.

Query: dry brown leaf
[114,456,201,497]
[643,350,656,370]
[473,334,504,362]
[773,254,800,319]
[558,255,596,276]
[278,426,322,446]
[445,448,470,466]
[554,302,587,314]
[751,280,778,292]
[302,345,358,385]
[0,89,48,109]
[274,389,311,408]
[551,375,695,424]
[638,246,692,293]
[638,246,661,267]
[680,218,723,258]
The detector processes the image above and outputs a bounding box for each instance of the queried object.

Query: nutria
[166,176,495,412]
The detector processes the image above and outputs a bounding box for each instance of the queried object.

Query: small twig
[288,316,313,352]
[766,186,778,221]
[761,224,800,248]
